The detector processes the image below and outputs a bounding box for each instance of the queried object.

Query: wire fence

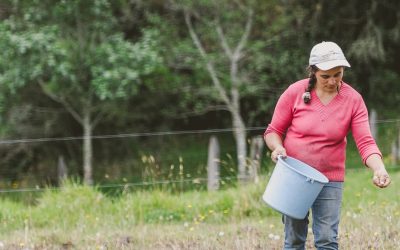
[0,118,399,194]
[0,176,238,193]
[0,118,399,145]
[0,127,265,144]
[1,166,397,194]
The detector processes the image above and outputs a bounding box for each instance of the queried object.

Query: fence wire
[0,119,399,193]
[0,118,399,145]
[0,176,239,193]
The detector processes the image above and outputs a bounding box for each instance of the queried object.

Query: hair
[303,65,318,104]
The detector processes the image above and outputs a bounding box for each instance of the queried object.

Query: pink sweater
[264,79,381,181]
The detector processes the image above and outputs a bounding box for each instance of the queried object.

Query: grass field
[0,167,399,249]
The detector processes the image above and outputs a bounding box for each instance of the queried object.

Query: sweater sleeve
[351,95,382,164]
[264,85,294,139]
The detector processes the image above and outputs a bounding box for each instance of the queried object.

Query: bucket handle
[277,154,286,160]
[306,177,315,184]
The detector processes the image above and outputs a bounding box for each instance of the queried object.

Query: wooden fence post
[391,141,398,165]
[249,135,264,183]
[397,126,400,165]
[207,136,220,191]
[391,126,400,166]
[58,155,68,185]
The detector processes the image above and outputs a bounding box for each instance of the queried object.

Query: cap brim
[315,60,351,71]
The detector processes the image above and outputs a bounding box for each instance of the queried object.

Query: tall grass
[0,167,399,249]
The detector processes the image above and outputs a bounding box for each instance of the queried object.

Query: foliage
[0,0,399,185]
[151,0,307,126]
[0,5,162,103]
[0,0,163,183]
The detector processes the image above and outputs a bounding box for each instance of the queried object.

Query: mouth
[325,85,338,92]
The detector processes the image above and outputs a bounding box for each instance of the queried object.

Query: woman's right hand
[271,146,287,163]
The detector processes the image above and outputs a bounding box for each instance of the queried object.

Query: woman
[264,41,391,249]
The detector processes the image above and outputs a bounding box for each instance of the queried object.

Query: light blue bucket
[262,156,328,219]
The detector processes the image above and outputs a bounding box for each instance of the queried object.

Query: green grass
[0,167,399,249]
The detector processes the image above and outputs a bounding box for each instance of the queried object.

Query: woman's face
[315,66,344,93]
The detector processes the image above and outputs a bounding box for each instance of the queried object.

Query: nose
[328,78,337,85]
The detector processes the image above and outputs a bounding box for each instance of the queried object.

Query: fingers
[383,177,392,187]
[271,147,287,163]
[271,154,279,163]
[373,174,391,188]
[380,175,391,187]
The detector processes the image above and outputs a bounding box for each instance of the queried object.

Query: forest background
[0,0,399,190]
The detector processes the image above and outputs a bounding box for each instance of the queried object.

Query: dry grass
[1,204,399,250]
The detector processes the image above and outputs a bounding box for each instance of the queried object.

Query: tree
[0,0,162,184]
[182,1,253,181]
[162,0,304,181]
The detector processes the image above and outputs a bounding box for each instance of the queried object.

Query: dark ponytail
[303,65,318,104]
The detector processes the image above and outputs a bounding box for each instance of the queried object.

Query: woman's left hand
[372,169,391,188]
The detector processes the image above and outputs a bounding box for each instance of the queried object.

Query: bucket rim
[278,156,329,183]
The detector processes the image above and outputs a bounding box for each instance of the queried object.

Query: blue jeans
[283,182,343,250]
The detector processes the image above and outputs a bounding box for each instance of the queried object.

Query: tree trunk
[83,111,93,185]
[38,80,96,185]
[232,111,248,182]
[184,8,253,184]
[207,136,220,191]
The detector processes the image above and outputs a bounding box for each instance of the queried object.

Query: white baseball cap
[309,41,351,70]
